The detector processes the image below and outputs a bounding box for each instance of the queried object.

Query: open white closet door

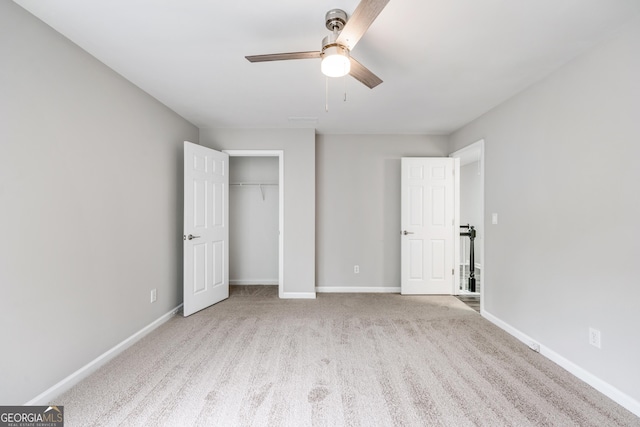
[401,157,457,295]
[183,141,229,316]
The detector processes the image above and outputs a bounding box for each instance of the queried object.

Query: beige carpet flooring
[55,286,640,426]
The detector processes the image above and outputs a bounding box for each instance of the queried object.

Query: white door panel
[401,158,456,295]
[184,141,229,316]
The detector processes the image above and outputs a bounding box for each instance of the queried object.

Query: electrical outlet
[589,328,601,348]
[354,265,360,274]
[492,213,498,224]
[150,289,157,303]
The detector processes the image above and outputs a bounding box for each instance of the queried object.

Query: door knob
[187,234,201,240]
[402,230,414,235]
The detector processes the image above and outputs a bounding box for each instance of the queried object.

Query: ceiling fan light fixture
[246,1,388,89]
[321,45,351,77]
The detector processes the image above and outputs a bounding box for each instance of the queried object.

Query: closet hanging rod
[230,182,277,201]
[229,182,278,186]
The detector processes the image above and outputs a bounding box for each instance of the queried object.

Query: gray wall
[199,128,316,295]
[449,17,640,403]
[316,134,449,289]
[0,2,198,404]
[229,157,279,284]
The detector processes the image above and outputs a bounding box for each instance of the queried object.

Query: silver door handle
[402,230,414,235]
[187,234,201,240]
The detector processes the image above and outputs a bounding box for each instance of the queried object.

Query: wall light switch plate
[492,213,498,224]
[589,327,601,348]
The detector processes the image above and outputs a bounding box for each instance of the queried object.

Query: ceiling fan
[245,0,390,89]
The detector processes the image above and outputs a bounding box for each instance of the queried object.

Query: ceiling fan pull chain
[344,73,348,102]
[325,76,329,112]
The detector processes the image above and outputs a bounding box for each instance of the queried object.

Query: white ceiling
[13,0,640,135]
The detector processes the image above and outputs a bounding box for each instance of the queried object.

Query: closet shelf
[229,182,278,201]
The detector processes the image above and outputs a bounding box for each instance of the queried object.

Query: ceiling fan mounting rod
[325,9,347,32]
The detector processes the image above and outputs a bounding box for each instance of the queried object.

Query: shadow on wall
[175,143,185,303]
[383,158,401,287]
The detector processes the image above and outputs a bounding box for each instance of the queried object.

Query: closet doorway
[224,150,284,297]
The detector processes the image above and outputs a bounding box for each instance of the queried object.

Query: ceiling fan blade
[349,57,383,89]
[336,0,390,50]
[245,51,321,62]
[349,57,382,89]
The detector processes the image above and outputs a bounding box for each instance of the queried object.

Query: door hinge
[452,268,455,275]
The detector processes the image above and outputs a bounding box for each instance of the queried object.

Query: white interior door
[401,158,456,295]
[183,141,229,316]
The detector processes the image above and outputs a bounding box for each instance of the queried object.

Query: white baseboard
[230,280,278,285]
[280,292,316,299]
[25,304,183,405]
[316,286,401,293]
[482,310,640,417]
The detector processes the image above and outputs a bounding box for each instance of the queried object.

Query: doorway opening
[451,140,484,312]
[224,150,284,298]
